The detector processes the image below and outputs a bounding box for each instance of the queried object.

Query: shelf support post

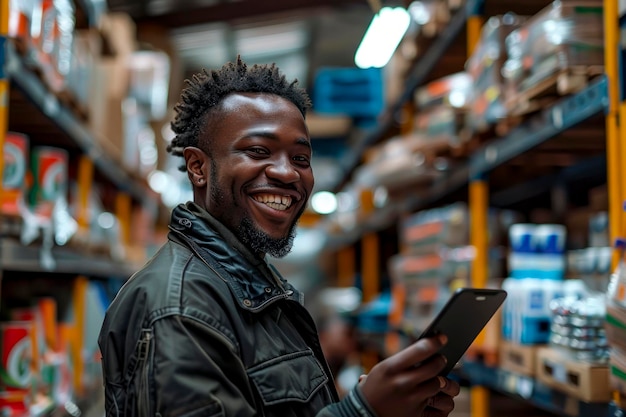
[0,0,10,200]
[470,178,489,290]
[116,192,132,247]
[77,156,94,233]
[360,188,379,303]
[466,3,490,415]
[605,0,622,269]
[337,245,356,288]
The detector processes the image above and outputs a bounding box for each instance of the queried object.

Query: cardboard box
[535,346,610,402]
[499,340,541,377]
[88,59,127,162]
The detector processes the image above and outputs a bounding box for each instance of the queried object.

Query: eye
[293,155,311,167]
[247,147,269,157]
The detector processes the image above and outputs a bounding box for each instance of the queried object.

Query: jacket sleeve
[315,386,379,417]
[150,314,259,417]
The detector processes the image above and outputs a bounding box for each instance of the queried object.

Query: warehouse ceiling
[105,0,377,88]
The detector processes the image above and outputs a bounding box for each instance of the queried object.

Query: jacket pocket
[247,349,329,406]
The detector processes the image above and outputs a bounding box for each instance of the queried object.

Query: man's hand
[358,334,461,417]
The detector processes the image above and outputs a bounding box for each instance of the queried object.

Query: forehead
[219,92,302,117]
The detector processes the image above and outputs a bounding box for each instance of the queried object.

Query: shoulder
[108,240,235,323]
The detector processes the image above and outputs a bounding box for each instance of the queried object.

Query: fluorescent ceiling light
[354,7,411,69]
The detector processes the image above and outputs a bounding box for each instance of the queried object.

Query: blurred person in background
[98,57,460,417]
[317,311,362,397]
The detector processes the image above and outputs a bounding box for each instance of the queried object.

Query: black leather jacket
[98,202,377,417]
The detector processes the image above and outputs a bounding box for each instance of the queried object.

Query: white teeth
[254,194,293,210]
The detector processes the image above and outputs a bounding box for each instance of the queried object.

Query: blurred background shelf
[6,42,156,210]
[0,237,134,278]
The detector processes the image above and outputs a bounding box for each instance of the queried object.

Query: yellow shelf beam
[467,6,490,417]
[116,192,132,246]
[470,179,489,289]
[604,0,622,270]
[0,0,10,199]
[77,156,94,233]
[337,245,356,288]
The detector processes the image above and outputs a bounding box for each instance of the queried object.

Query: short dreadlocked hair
[168,56,312,170]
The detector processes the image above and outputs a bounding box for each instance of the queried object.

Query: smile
[253,194,293,211]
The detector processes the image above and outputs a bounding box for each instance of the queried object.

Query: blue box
[313,67,384,117]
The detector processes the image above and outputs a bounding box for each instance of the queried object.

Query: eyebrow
[245,131,312,150]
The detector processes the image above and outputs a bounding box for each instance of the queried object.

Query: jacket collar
[169,202,303,311]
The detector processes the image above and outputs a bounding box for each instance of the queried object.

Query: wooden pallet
[505,65,604,118]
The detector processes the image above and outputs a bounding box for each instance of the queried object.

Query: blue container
[313,67,384,117]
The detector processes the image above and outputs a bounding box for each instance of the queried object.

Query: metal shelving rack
[6,43,155,208]
[460,362,612,417]
[321,0,620,416]
[0,28,159,280]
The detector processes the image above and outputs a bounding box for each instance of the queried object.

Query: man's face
[200,92,314,257]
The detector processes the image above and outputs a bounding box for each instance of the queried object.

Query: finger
[411,375,448,399]
[425,393,455,414]
[382,334,447,374]
[438,377,461,397]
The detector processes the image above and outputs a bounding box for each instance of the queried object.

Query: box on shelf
[128,50,171,121]
[28,0,76,94]
[535,346,610,402]
[508,223,567,280]
[401,203,469,251]
[499,340,541,377]
[414,72,472,110]
[464,13,526,135]
[502,1,604,115]
[610,346,626,395]
[98,12,137,98]
[501,278,588,345]
[313,67,384,118]
[355,134,446,192]
[88,58,127,163]
[413,106,466,148]
[67,29,102,119]
[605,301,626,352]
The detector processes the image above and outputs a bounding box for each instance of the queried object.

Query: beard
[237,216,298,258]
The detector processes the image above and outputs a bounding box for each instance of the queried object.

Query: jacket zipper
[136,329,153,416]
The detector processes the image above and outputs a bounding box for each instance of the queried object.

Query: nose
[266,155,300,183]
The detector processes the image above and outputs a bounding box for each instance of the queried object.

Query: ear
[183,147,209,188]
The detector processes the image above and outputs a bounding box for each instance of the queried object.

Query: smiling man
[98,58,459,417]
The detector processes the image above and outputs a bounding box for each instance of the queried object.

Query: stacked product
[501,223,571,344]
[389,204,512,335]
[9,0,76,93]
[464,13,526,135]
[502,0,604,114]
[549,295,608,361]
[413,72,472,149]
[389,203,470,334]
[0,299,74,416]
